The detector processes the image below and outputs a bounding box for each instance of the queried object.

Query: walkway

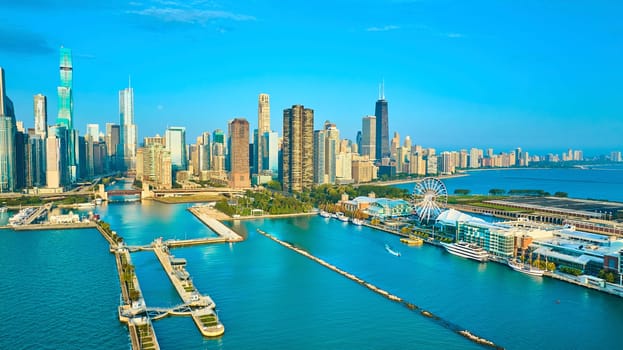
[188,206,243,241]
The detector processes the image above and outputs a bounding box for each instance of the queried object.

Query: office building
[0,67,16,192]
[228,118,250,189]
[255,93,270,174]
[262,131,279,176]
[106,123,120,171]
[324,121,339,184]
[56,47,78,181]
[119,81,137,171]
[165,126,187,171]
[282,105,314,192]
[361,115,376,160]
[375,83,389,160]
[34,94,47,139]
[313,130,326,184]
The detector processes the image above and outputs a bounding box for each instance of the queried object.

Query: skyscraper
[228,118,250,189]
[313,130,326,184]
[0,67,16,192]
[165,126,187,171]
[282,105,314,193]
[375,83,389,160]
[56,47,78,181]
[34,94,47,139]
[119,81,137,171]
[255,93,270,174]
[106,123,120,171]
[361,115,376,160]
[324,121,339,184]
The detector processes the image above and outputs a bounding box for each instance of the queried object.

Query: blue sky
[0,0,621,155]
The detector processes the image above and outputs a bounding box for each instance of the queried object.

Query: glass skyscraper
[0,67,16,192]
[165,126,187,171]
[56,47,78,181]
[119,82,137,171]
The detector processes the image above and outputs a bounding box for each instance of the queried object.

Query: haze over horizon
[1,0,621,155]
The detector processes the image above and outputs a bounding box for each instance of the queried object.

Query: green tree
[489,189,506,196]
[554,192,568,198]
[454,189,471,195]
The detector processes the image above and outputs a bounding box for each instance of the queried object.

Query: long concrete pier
[152,238,225,337]
[256,228,503,349]
[188,206,243,241]
[114,247,160,350]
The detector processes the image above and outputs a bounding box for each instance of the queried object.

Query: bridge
[145,304,194,321]
[108,189,142,196]
[126,237,230,252]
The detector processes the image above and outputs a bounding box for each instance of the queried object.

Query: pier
[256,228,503,349]
[188,206,243,241]
[114,246,160,350]
[152,238,225,337]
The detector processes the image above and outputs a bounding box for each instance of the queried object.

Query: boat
[507,259,545,277]
[319,210,331,218]
[385,244,401,257]
[440,241,489,262]
[336,212,349,222]
[400,236,424,246]
[351,218,364,226]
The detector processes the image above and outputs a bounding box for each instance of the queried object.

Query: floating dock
[152,238,225,337]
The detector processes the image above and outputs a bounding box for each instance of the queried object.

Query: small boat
[400,237,423,246]
[319,210,331,218]
[336,212,349,222]
[351,218,364,226]
[508,259,545,277]
[385,244,401,257]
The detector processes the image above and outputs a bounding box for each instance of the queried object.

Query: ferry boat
[385,244,401,257]
[400,237,424,246]
[440,241,489,262]
[507,259,545,277]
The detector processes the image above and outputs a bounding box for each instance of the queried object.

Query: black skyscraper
[375,83,389,160]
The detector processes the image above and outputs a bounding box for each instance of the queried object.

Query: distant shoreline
[363,173,468,187]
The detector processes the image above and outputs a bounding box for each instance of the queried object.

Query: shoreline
[360,173,469,187]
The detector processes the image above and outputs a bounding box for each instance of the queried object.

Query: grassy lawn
[153,194,225,204]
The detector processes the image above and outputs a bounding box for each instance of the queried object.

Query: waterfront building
[106,123,120,172]
[324,121,339,184]
[469,148,481,168]
[351,155,376,183]
[228,118,250,189]
[366,198,413,219]
[0,67,16,192]
[375,83,389,160]
[409,152,426,176]
[34,94,47,139]
[119,82,137,171]
[611,151,622,162]
[335,152,353,184]
[255,93,270,174]
[426,155,438,175]
[361,116,376,160]
[166,126,188,172]
[262,131,279,176]
[27,130,46,187]
[440,151,455,174]
[282,105,314,192]
[137,142,172,189]
[313,130,326,185]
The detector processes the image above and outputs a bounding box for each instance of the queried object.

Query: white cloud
[128,7,255,24]
[367,25,400,32]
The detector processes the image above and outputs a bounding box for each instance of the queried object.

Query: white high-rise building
[119,81,137,171]
[255,93,270,174]
[34,94,47,139]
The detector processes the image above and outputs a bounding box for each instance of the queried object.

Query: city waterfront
[393,166,623,201]
[2,168,623,349]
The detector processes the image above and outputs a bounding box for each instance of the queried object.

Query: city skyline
[0,1,621,154]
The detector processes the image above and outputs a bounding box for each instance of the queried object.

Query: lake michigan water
[1,167,623,349]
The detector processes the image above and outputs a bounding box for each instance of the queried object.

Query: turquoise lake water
[1,168,623,349]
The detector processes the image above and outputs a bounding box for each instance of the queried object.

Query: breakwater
[256,228,503,349]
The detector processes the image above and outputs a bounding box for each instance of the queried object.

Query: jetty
[256,228,503,349]
[114,246,160,350]
[152,238,225,337]
[188,206,243,241]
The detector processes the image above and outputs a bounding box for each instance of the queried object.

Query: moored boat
[319,210,331,218]
[400,237,424,246]
[351,218,364,226]
[507,259,545,277]
[441,241,489,262]
[336,212,349,222]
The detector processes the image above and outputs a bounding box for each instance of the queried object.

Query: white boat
[351,218,364,226]
[319,210,331,218]
[507,259,545,277]
[441,241,489,262]
[385,244,401,257]
[336,212,349,222]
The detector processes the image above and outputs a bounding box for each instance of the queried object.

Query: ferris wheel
[412,177,448,223]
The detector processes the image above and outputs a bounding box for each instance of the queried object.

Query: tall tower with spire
[375,81,389,160]
[119,76,137,171]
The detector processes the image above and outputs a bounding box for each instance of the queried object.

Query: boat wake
[385,244,401,257]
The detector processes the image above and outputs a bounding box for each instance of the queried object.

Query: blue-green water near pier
[2,168,623,349]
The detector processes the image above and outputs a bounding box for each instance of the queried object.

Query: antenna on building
[381,79,385,100]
